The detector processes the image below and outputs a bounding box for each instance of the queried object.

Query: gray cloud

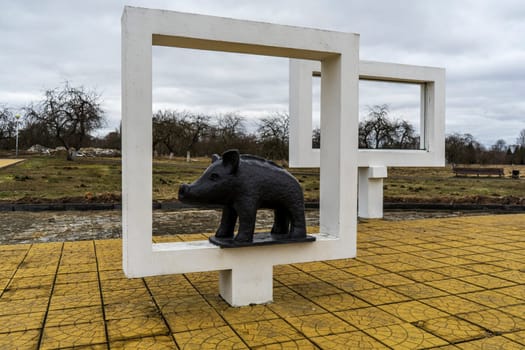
[1,0,524,146]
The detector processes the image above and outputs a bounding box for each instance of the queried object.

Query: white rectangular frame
[122,7,359,305]
[289,59,446,168]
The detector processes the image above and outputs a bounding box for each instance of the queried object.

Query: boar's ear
[211,154,220,163]
[222,149,240,174]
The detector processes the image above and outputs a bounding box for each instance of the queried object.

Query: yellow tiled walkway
[1,214,525,349]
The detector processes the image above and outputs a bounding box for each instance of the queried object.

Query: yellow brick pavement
[0,214,524,349]
[0,159,24,169]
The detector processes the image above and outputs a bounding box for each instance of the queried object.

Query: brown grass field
[0,155,524,205]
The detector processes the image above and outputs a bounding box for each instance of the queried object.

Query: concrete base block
[219,264,273,306]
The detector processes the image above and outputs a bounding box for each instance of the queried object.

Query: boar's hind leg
[290,206,307,239]
[271,208,290,236]
[215,205,237,238]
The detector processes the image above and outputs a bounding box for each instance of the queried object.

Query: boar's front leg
[215,205,237,238]
[233,200,257,242]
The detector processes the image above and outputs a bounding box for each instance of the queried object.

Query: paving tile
[343,263,389,276]
[491,270,525,284]
[98,269,128,280]
[330,276,380,292]
[46,305,104,327]
[351,287,410,305]
[434,256,477,266]
[0,297,49,316]
[461,253,503,263]
[409,250,448,259]
[490,260,525,270]
[324,258,363,269]
[459,290,524,308]
[0,329,40,350]
[174,325,248,349]
[252,339,319,349]
[456,335,524,349]
[379,262,420,272]
[426,278,485,294]
[100,277,145,291]
[274,264,301,274]
[184,271,219,283]
[418,316,489,343]
[164,308,227,333]
[106,316,169,341]
[56,271,99,284]
[102,287,151,305]
[311,330,389,349]
[190,280,217,294]
[461,275,517,290]
[499,304,525,319]
[110,335,177,349]
[365,323,447,349]
[432,266,478,278]
[420,295,488,314]
[58,263,98,274]
[391,282,449,299]
[399,269,447,283]
[292,261,333,272]
[268,292,326,317]
[504,330,525,346]
[104,300,160,320]
[232,319,303,347]
[157,294,212,313]
[364,272,415,287]
[273,272,320,286]
[286,312,356,337]
[8,275,55,289]
[219,304,279,324]
[458,309,525,333]
[462,263,506,274]
[288,281,342,298]
[49,292,102,310]
[0,311,46,333]
[53,280,101,296]
[41,321,107,349]
[1,286,52,300]
[379,301,448,322]
[309,292,370,312]
[334,306,403,330]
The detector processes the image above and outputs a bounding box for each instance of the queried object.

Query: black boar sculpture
[178,149,315,247]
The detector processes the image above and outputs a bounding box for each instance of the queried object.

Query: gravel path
[0,208,479,245]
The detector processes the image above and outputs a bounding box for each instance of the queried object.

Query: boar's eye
[209,173,220,181]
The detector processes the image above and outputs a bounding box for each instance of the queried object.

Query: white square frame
[289,59,446,168]
[122,7,359,306]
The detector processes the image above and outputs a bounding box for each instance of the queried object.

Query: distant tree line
[151,110,289,160]
[445,132,525,165]
[2,83,525,164]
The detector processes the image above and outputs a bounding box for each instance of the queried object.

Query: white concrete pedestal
[219,264,273,306]
[358,166,388,219]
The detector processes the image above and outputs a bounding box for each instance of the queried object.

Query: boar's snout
[178,184,190,201]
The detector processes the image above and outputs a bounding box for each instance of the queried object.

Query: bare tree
[359,104,395,148]
[257,112,289,160]
[312,127,321,149]
[516,129,525,147]
[216,113,245,147]
[0,105,17,149]
[152,110,210,156]
[26,82,105,160]
[358,105,420,150]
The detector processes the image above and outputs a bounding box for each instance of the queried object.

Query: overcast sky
[1,0,524,147]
